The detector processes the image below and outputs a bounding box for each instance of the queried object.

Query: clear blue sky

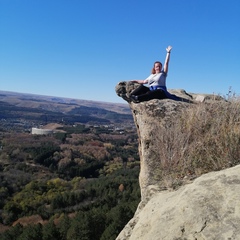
[0,0,239,103]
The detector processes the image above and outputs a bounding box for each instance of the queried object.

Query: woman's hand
[166,46,172,53]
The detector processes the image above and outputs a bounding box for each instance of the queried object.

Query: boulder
[116,165,240,240]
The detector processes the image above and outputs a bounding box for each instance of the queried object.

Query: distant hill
[0,90,130,114]
[0,90,133,126]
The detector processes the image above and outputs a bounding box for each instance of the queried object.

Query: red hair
[151,61,162,74]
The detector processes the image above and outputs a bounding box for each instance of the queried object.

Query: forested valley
[0,123,140,240]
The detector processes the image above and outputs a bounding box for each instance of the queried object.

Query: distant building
[31,128,53,135]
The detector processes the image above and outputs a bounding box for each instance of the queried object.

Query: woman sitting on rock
[129,46,180,103]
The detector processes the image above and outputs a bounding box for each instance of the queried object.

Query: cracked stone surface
[116,165,240,240]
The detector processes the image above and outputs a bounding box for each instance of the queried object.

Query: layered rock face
[115,81,239,240]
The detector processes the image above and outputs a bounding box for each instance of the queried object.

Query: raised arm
[163,45,172,74]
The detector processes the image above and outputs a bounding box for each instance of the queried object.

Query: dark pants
[131,85,167,102]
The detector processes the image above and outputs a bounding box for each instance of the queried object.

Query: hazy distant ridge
[0,90,132,126]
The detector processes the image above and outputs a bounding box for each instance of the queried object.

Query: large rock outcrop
[117,165,240,240]
[115,81,240,240]
[116,81,215,200]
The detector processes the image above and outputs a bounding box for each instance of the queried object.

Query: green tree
[101,204,134,240]
[100,223,119,240]
[2,201,22,224]
[88,209,106,240]
[58,214,70,240]
[0,223,23,240]
[66,211,90,240]
[42,220,60,240]
[17,223,42,240]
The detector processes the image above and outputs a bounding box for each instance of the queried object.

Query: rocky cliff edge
[115,81,240,240]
